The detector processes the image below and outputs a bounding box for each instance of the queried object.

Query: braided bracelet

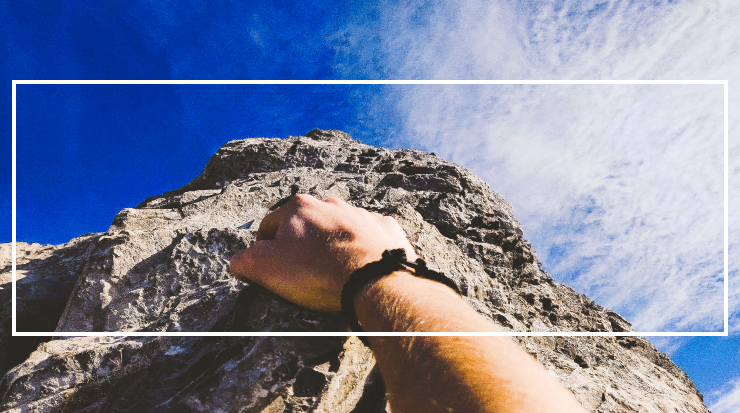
[340,249,461,346]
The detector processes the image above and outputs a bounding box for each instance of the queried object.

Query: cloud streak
[393,83,723,332]
[708,376,740,413]
[334,0,739,333]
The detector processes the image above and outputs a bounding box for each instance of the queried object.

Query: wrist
[353,271,462,333]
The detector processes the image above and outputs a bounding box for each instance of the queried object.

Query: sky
[2,0,739,410]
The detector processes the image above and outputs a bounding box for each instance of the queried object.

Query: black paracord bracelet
[340,249,461,346]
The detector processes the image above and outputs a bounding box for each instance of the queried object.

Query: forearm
[355,271,586,413]
[229,195,585,412]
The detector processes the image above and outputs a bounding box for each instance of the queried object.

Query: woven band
[340,249,460,346]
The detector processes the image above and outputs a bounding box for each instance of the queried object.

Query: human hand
[229,194,418,311]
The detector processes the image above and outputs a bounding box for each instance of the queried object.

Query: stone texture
[0,129,707,412]
[0,236,101,379]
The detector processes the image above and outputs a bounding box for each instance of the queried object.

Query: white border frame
[11,79,729,338]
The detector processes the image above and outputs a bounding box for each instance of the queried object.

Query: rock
[0,130,707,412]
[0,236,101,379]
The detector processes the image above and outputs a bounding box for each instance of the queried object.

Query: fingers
[256,194,317,240]
[256,211,282,241]
[229,239,280,284]
[230,193,421,311]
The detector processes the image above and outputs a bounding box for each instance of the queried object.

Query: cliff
[0,129,707,412]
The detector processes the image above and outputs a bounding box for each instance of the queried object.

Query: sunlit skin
[230,194,586,413]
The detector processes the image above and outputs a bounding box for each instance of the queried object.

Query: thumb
[229,239,282,284]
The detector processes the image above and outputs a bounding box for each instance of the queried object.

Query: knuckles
[291,193,317,206]
[323,197,352,209]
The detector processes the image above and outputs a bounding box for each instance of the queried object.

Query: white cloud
[394,83,724,332]
[334,0,740,332]
[708,377,740,413]
[646,336,691,357]
[249,14,266,49]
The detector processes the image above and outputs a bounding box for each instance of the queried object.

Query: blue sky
[14,83,396,244]
[2,0,739,410]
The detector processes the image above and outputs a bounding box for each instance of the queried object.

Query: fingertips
[228,249,251,281]
[229,240,275,283]
[256,213,281,240]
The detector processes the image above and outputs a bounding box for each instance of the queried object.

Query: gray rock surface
[0,236,101,379]
[1,129,707,412]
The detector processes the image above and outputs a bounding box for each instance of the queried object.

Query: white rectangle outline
[11,79,729,338]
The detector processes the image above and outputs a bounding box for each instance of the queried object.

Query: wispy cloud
[708,376,740,413]
[333,0,739,333]
[391,83,723,332]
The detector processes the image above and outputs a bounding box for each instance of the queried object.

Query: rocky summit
[1,129,707,412]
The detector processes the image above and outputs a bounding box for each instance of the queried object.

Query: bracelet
[340,249,461,346]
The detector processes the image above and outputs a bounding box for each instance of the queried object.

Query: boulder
[1,129,707,412]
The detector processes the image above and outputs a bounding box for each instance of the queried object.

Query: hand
[229,194,419,311]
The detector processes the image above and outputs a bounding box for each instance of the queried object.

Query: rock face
[1,129,707,412]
